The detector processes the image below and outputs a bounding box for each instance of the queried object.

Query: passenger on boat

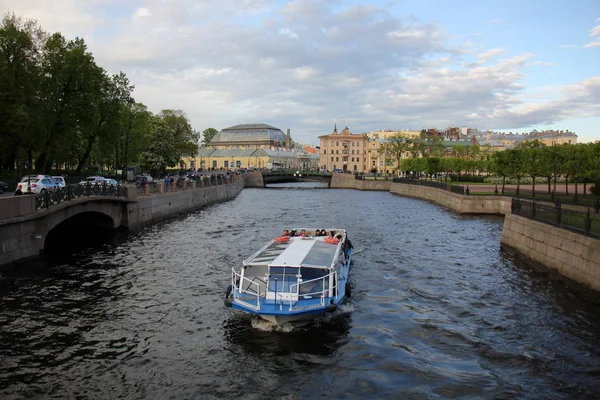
[300,229,310,237]
[282,229,290,236]
[290,229,297,237]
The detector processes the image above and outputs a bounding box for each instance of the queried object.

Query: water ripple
[1,184,599,399]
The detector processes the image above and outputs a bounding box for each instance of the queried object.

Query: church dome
[211,123,287,147]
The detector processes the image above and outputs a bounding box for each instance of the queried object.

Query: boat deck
[245,232,345,269]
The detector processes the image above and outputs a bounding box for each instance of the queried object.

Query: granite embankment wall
[330,173,392,191]
[242,171,265,188]
[123,178,244,229]
[0,179,243,266]
[502,214,600,291]
[387,180,600,291]
[389,182,512,215]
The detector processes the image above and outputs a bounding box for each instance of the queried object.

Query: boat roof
[244,228,346,269]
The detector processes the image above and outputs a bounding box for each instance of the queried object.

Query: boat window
[300,267,328,281]
[268,266,299,293]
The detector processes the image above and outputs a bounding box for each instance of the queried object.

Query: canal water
[1,183,599,399]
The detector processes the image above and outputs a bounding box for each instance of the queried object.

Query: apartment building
[319,125,368,172]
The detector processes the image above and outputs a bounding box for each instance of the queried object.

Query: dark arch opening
[44,211,124,258]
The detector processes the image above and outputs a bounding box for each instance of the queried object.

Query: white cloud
[584,18,600,48]
[1,0,599,143]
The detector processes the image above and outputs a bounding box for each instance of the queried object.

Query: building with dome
[180,123,319,171]
[210,124,291,149]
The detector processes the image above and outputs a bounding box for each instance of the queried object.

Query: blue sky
[2,0,599,144]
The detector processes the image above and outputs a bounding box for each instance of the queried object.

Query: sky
[1,0,599,145]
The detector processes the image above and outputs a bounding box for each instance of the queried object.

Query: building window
[351,157,354,162]
[224,161,229,168]
[331,157,334,162]
[336,150,339,154]
[236,160,241,168]
[212,160,217,168]
[336,157,339,162]
[336,142,339,146]
[323,149,327,154]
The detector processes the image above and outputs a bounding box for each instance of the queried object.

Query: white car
[19,177,58,194]
[80,176,106,185]
[95,178,118,185]
[52,176,66,187]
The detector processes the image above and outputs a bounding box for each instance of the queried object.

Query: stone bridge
[249,170,333,187]
[0,177,244,266]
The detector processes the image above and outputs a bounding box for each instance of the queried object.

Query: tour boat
[225,228,353,325]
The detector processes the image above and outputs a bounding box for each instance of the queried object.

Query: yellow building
[181,123,319,170]
[319,125,368,172]
[365,130,421,174]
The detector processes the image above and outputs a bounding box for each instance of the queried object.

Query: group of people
[281,229,337,238]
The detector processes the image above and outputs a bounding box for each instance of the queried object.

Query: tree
[519,140,545,198]
[138,117,179,175]
[381,134,414,175]
[201,127,218,148]
[159,109,199,160]
[74,71,135,174]
[505,149,525,196]
[0,13,46,174]
[492,151,511,194]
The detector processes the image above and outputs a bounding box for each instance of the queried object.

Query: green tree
[519,140,545,198]
[505,149,526,196]
[138,117,179,175]
[380,134,414,175]
[74,71,135,174]
[159,109,199,160]
[201,127,218,148]
[0,13,45,174]
[492,151,511,194]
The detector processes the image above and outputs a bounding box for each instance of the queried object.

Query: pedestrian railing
[511,198,600,238]
[35,183,126,211]
[136,175,240,196]
[392,177,465,195]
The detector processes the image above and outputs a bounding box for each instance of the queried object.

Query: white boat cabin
[238,229,348,301]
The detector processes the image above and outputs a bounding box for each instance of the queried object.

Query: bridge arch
[44,210,120,257]
[262,171,332,187]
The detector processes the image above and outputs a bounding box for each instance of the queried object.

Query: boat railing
[288,274,335,311]
[231,268,260,310]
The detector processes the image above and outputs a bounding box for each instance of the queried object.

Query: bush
[449,174,485,183]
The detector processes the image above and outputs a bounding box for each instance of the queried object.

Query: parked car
[96,178,118,185]
[0,180,8,194]
[52,176,66,187]
[19,177,58,194]
[79,176,106,185]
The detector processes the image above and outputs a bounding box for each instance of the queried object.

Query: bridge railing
[263,169,332,177]
[35,183,126,211]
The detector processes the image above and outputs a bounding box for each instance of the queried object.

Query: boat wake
[250,317,312,332]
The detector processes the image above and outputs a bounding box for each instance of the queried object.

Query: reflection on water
[1,184,600,399]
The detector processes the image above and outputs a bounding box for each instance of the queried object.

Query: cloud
[1,0,599,143]
[584,18,600,48]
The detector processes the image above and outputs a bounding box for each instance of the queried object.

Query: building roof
[211,123,287,144]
